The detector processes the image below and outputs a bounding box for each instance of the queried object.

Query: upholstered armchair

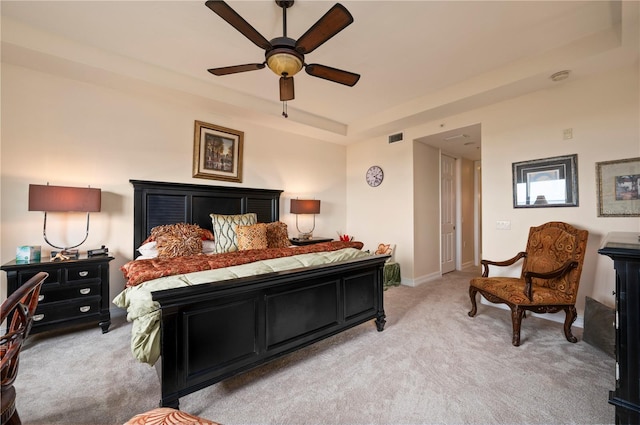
[468,222,588,346]
[1,271,48,425]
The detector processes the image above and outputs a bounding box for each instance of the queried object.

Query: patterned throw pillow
[236,223,269,250]
[266,221,290,248]
[151,223,203,258]
[210,213,258,253]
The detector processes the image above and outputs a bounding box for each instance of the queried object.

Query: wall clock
[366,165,384,187]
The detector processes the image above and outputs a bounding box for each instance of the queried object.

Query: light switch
[496,220,511,230]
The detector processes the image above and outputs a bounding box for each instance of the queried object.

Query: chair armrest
[523,260,578,301]
[480,252,526,277]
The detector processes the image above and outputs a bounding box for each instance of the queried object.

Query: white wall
[347,63,640,315]
[1,63,347,302]
[346,133,415,280]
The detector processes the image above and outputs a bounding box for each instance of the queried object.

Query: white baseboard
[403,271,442,287]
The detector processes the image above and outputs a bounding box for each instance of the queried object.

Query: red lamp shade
[290,199,320,215]
[29,185,101,212]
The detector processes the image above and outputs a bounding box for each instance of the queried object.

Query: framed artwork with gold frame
[193,120,243,182]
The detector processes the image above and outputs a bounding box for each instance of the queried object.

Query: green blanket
[113,248,372,365]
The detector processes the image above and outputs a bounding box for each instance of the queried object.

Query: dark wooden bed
[129,180,387,408]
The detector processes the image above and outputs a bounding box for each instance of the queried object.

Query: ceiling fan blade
[205,0,271,51]
[295,3,353,54]
[208,63,266,76]
[305,64,360,86]
[280,76,295,101]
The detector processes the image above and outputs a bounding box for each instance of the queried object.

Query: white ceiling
[1,1,638,160]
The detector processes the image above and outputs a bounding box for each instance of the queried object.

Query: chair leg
[6,410,21,425]
[468,286,478,317]
[511,307,525,346]
[563,306,578,343]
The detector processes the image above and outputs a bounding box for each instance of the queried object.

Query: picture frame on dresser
[193,120,243,183]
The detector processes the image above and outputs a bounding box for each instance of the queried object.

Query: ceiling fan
[205,0,360,105]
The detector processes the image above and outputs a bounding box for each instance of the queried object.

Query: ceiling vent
[388,132,404,144]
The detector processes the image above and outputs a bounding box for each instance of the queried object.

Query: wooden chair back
[1,271,48,425]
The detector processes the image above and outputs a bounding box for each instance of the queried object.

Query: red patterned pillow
[236,223,268,250]
[151,223,203,258]
[124,407,219,425]
[266,221,290,248]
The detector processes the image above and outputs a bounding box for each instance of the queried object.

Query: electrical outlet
[496,220,511,230]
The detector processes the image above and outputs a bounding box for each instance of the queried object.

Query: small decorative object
[512,154,578,208]
[366,165,384,187]
[337,232,353,242]
[16,246,41,264]
[596,157,640,217]
[193,120,243,183]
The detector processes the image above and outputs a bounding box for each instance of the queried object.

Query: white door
[441,154,456,273]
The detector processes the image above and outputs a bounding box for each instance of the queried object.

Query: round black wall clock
[366,165,384,187]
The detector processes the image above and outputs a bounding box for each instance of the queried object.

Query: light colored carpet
[15,268,615,425]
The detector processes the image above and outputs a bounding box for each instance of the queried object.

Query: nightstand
[290,237,333,246]
[1,255,114,334]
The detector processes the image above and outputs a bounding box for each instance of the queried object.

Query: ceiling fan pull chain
[282,101,288,118]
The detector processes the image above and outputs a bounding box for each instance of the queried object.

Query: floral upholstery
[468,222,588,346]
[124,407,219,425]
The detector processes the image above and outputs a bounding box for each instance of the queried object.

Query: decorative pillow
[210,213,258,253]
[266,221,290,248]
[236,223,269,250]
[151,223,203,258]
[142,225,214,245]
[375,243,395,262]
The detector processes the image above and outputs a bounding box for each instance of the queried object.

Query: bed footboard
[152,255,388,408]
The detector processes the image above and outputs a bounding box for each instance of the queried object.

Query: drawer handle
[33,314,45,322]
[38,294,45,302]
[79,306,91,313]
[79,288,91,295]
[79,271,89,277]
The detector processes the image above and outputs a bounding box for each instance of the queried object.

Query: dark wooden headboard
[130,180,283,258]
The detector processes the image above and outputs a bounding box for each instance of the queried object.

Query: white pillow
[202,240,216,254]
[137,241,158,257]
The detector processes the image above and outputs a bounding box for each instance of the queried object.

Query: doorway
[416,123,481,274]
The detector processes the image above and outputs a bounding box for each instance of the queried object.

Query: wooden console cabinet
[598,232,640,425]
[1,255,113,334]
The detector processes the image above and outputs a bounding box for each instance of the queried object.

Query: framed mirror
[512,154,578,208]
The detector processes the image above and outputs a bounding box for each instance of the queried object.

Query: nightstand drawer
[38,282,102,304]
[66,265,101,282]
[18,269,62,286]
[33,297,102,325]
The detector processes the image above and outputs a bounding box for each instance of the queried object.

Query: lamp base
[297,232,313,240]
[51,249,79,261]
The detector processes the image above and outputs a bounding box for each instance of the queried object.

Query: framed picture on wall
[512,154,578,208]
[193,120,243,183]
[596,157,640,217]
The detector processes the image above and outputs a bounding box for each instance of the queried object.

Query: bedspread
[113,247,372,365]
[122,241,363,287]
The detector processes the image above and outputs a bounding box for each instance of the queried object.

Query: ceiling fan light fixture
[266,50,303,77]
